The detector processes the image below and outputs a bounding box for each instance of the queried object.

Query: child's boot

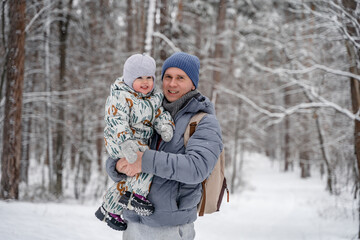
[106,213,127,231]
[95,206,127,231]
[119,191,155,216]
[95,205,107,221]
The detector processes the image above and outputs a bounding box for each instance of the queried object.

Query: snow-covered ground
[0,153,357,240]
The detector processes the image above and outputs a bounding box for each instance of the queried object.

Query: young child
[95,53,174,231]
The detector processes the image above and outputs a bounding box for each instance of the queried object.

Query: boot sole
[106,220,127,231]
[118,197,154,216]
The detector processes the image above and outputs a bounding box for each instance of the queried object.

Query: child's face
[132,76,154,94]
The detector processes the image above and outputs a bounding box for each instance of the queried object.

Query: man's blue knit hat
[161,52,200,88]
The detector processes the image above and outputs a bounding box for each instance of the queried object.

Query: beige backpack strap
[198,180,207,216]
[184,111,209,217]
[184,112,208,146]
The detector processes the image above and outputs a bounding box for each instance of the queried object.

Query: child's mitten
[160,125,173,142]
[121,140,139,163]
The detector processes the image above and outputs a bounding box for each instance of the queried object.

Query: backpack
[184,112,229,216]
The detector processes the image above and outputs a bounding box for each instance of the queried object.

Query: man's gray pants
[122,222,195,240]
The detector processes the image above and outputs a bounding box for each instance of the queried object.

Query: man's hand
[116,151,144,177]
[116,158,128,173]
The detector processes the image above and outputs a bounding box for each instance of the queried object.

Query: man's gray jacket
[106,93,223,227]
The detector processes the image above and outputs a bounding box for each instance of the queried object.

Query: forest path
[195,153,356,240]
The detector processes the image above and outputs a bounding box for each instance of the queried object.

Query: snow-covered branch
[294,1,360,49]
[25,2,55,33]
[216,86,282,119]
[217,84,360,126]
[23,88,92,98]
[248,56,360,82]
[152,32,181,52]
[289,77,360,121]
[21,88,93,105]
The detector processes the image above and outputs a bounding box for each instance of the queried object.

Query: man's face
[162,67,195,102]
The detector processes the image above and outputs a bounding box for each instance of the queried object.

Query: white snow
[0,153,357,240]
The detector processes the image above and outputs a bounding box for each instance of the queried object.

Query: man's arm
[105,157,127,182]
[123,114,223,184]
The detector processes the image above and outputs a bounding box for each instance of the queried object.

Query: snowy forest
[0,0,359,238]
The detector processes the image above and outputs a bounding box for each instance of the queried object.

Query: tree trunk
[194,17,202,58]
[126,0,133,52]
[0,0,26,200]
[0,1,7,100]
[20,114,31,184]
[231,106,241,194]
[55,0,73,197]
[74,100,86,199]
[211,0,227,104]
[343,0,360,185]
[299,144,311,178]
[159,0,168,62]
[96,121,103,172]
[80,99,91,195]
[284,87,292,171]
[44,0,54,193]
[136,0,146,52]
[229,12,240,193]
[176,0,183,22]
[342,0,360,237]
[314,112,334,193]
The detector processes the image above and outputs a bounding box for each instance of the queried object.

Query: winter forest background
[1,0,360,238]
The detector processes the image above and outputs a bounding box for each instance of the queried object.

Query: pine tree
[1,0,26,200]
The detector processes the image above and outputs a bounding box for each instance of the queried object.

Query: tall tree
[54,0,73,197]
[136,0,146,52]
[0,0,7,99]
[159,0,168,61]
[283,88,292,171]
[211,0,227,104]
[126,0,133,52]
[44,0,54,193]
[1,0,26,200]
[341,0,360,237]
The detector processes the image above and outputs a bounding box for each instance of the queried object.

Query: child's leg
[119,173,154,216]
[102,181,127,215]
[127,172,154,197]
[104,126,125,160]
[129,142,153,197]
[96,181,128,231]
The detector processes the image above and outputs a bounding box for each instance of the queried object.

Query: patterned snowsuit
[102,77,174,215]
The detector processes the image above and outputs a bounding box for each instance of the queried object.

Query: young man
[106,52,223,240]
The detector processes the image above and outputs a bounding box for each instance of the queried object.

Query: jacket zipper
[144,98,154,123]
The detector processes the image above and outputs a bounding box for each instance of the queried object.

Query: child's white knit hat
[123,53,156,89]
